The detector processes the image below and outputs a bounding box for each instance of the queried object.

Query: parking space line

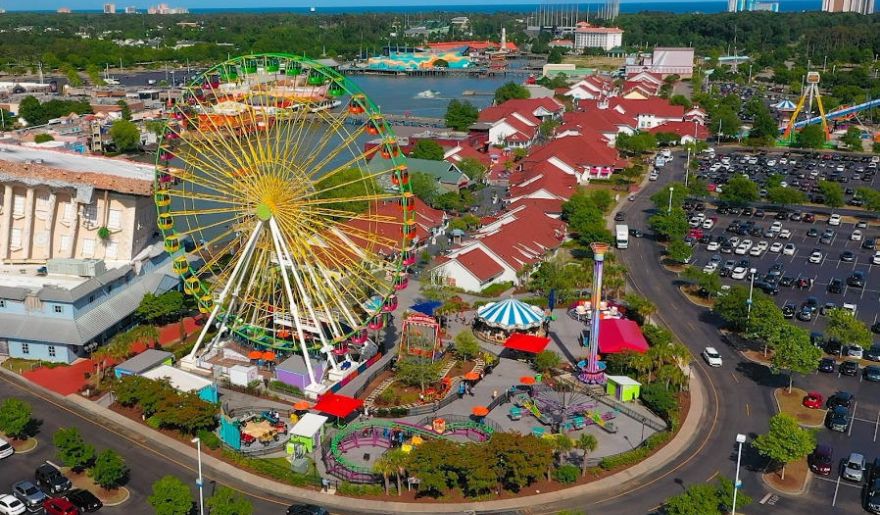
[730,372,739,384]
[816,475,861,490]
[874,410,879,442]
[850,401,857,436]
[745,403,750,417]
[832,475,840,506]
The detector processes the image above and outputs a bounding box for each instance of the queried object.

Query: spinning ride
[154,54,413,394]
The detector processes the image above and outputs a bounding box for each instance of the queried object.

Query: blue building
[0,247,178,364]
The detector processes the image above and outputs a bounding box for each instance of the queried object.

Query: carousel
[473,298,548,342]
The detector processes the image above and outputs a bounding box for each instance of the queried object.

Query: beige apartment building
[0,160,156,264]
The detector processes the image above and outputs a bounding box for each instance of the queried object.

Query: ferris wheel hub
[255,203,273,221]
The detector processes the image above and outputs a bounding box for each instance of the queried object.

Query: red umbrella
[262,351,276,362]
[463,371,480,381]
[520,376,536,385]
[472,406,489,417]
[293,400,312,411]
[248,350,262,360]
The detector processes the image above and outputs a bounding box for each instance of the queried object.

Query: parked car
[825,339,843,355]
[842,452,866,482]
[864,366,880,382]
[0,437,13,459]
[828,278,843,294]
[845,345,864,359]
[828,391,854,409]
[840,360,859,376]
[828,213,842,225]
[11,481,47,513]
[809,250,823,263]
[847,271,865,288]
[35,462,72,495]
[783,303,796,319]
[840,250,855,263]
[803,391,824,409]
[808,444,833,475]
[783,243,796,256]
[866,345,880,361]
[851,229,863,241]
[0,495,25,515]
[797,305,814,321]
[42,498,78,515]
[65,489,103,512]
[614,212,625,222]
[865,477,880,514]
[287,505,329,515]
[827,406,851,432]
[702,347,723,367]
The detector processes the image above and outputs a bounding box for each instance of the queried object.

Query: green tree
[18,96,44,126]
[720,176,759,206]
[62,64,82,87]
[753,413,816,480]
[148,476,193,515]
[682,265,722,297]
[623,294,656,325]
[206,486,253,515]
[456,157,486,183]
[766,186,806,206]
[109,119,140,152]
[575,432,598,477]
[410,139,445,161]
[488,432,554,491]
[841,126,863,151]
[539,119,560,139]
[116,99,132,121]
[373,451,396,495]
[90,449,128,489]
[649,207,688,241]
[0,109,13,131]
[769,324,822,392]
[818,179,844,210]
[146,120,166,140]
[825,308,873,349]
[711,106,741,140]
[494,81,530,104]
[395,357,443,392]
[445,99,479,131]
[534,350,562,373]
[409,171,438,205]
[857,186,880,213]
[136,291,186,325]
[664,476,752,515]
[650,181,688,211]
[453,329,481,360]
[796,124,825,149]
[547,46,564,64]
[669,94,692,109]
[86,64,105,86]
[665,240,693,264]
[34,133,54,143]
[53,427,96,471]
[615,132,658,155]
[0,398,32,439]
[714,286,784,344]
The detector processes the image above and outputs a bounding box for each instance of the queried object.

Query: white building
[573,22,624,53]
[822,0,874,13]
[103,3,116,13]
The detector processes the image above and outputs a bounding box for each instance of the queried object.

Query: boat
[416,90,440,99]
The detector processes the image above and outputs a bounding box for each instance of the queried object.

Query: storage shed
[114,349,173,378]
[287,413,329,454]
[606,375,641,402]
[228,365,259,387]
[141,365,219,403]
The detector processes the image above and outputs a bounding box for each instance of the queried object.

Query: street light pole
[668,186,674,214]
[732,433,747,515]
[685,148,691,188]
[191,437,204,515]
[747,268,757,320]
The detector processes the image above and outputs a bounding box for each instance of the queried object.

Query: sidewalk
[0,362,708,513]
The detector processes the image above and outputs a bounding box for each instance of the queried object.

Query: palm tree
[647,343,675,378]
[373,453,395,495]
[656,363,686,391]
[628,352,654,382]
[549,434,573,480]
[575,433,598,477]
[385,448,408,495]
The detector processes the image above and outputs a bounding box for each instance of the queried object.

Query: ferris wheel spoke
[185,106,265,193]
[302,206,397,223]
[295,107,355,174]
[174,107,260,182]
[168,189,242,206]
[302,191,399,208]
[302,119,370,182]
[308,231,395,293]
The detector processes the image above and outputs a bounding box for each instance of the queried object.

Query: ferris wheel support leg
[267,217,318,388]
[186,221,265,364]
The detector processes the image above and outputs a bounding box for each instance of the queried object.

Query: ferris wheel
[153,53,414,393]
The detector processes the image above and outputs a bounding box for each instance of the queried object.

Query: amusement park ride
[153,53,415,397]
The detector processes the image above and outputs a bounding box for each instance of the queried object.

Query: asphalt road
[0,373,288,515]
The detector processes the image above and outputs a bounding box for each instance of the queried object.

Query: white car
[767,159,777,167]
[779,229,792,239]
[0,495,25,515]
[873,251,880,265]
[809,250,823,264]
[783,243,797,256]
[779,158,788,165]
[702,219,715,229]
[689,217,702,227]
[750,241,768,256]
[770,221,783,233]
[828,214,841,226]
[735,239,753,255]
[649,172,659,181]
[845,346,864,359]
[770,242,784,253]
[702,347,723,367]
[731,266,748,280]
[0,438,12,459]
[702,262,718,274]
[707,241,721,251]
[851,230,863,241]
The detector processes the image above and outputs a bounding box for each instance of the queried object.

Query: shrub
[337,482,385,496]
[34,133,54,143]
[599,431,671,470]
[268,380,303,397]
[479,281,514,297]
[376,389,396,405]
[97,226,111,240]
[221,451,320,487]
[554,464,579,484]
[640,382,679,422]
[197,429,221,450]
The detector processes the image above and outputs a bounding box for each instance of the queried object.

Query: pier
[338,66,535,79]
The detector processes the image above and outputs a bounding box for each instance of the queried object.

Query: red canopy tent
[503,334,551,354]
[312,393,364,419]
[598,319,649,354]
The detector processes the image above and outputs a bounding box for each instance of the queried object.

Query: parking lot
[695,149,879,206]
[687,205,880,335]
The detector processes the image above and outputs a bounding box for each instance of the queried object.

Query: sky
[5,0,731,13]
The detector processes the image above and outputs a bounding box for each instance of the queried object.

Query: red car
[803,391,824,409]
[44,498,79,515]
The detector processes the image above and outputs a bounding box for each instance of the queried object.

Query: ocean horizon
[6,1,822,14]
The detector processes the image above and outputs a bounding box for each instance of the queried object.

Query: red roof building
[473,98,565,149]
[648,120,710,143]
[344,196,447,255]
[598,319,649,354]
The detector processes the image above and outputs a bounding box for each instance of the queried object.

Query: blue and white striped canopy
[476,299,545,329]
[773,99,796,111]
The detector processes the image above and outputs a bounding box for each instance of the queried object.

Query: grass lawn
[562,55,625,71]
[774,387,827,427]
[1,358,64,373]
[764,456,810,495]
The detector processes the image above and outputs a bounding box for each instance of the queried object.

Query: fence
[563,378,667,432]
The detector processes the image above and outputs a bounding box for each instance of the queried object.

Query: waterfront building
[102,3,116,13]
[573,22,624,52]
[728,0,781,11]
[625,48,695,79]
[821,0,875,13]
[57,7,72,13]
[124,6,137,13]
[472,98,565,149]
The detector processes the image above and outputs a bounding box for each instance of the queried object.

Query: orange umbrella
[472,406,489,417]
[262,351,276,362]
[248,350,262,360]
[520,376,536,385]
[463,371,480,381]
[293,400,312,411]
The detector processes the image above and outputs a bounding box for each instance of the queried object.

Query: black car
[828,391,855,408]
[865,366,880,382]
[629,228,643,238]
[808,444,833,475]
[847,271,865,288]
[754,209,765,218]
[287,505,329,515]
[865,478,880,514]
[774,210,787,220]
[873,322,880,334]
[862,237,877,250]
[840,360,859,376]
[807,227,819,237]
[614,212,625,222]
[828,278,843,294]
[35,462,72,495]
[66,489,103,512]
[743,207,755,216]
[840,250,855,262]
[825,339,843,355]
[820,302,837,316]
[818,357,836,373]
[866,346,880,361]
[783,303,796,319]
[827,406,850,432]
[780,276,795,287]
